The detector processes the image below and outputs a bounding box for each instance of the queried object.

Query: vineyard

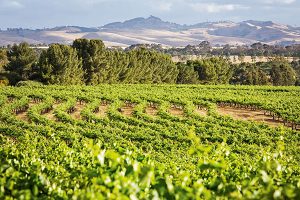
[1,84,300,199]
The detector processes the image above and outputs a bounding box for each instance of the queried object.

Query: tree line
[128,42,300,57]
[0,40,178,85]
[178,57,298,86]
[0,39,299,86]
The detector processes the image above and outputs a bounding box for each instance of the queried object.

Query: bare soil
[70,102,86,120]
[95,104,109,118]
[169,107,184,117]
[15,101,38,122]
[217,106,283,127]
[42,103,60,121]
[195,108,207,116]
[145,106,158,116]
[16,111,30,122]
[120,106,134,117]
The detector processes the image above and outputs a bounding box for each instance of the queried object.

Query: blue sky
[0,0,299,29]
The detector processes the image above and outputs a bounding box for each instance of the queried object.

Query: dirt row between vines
[195,108,207,116]
[70,102,86,120]
[15,101,39,122]
[95,104,109,118]
[16,110,30,122]
[42,102,61,121]
[169,107,184,117]
[217,106,283,128]
[16,100,289,129]
[119,106,135,117]
[145,106,158,116]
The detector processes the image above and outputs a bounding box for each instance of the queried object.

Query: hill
[1,16,300,47]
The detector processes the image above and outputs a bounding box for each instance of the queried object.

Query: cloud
[144,0,174,12]
[0,0,299,28]
[157,2,173,11]
[263,0,296,4]
[189,2,249,13]
[0,0,23,9]
[75,0,112,6]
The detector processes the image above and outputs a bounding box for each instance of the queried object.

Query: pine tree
[176,63,199,84]
[38,44,84,85]
[270,59,296,86]
[292,60,300,85]
[73,39,106,85]
[6,42,37,81]
[230,63,269,85]
[190,57,232,84]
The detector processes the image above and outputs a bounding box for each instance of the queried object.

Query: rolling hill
[1,16,300,47]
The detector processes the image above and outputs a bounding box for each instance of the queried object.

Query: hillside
[1,16,300,47]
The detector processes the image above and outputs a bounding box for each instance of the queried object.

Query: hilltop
[1,16,300,47]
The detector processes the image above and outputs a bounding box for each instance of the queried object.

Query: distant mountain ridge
[101,15,185,30]
[1,16,300,47]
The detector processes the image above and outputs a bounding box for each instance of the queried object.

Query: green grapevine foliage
[0,84,300,199]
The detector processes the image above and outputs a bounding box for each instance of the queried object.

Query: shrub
[0,78,9,86]
[16,80,43,87]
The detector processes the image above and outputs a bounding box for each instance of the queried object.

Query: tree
[197,41,211,55]
[291,60,300,85]
[5,42,37,81]
[0,49,9,85]
[230,63,269,85]
[92,50,128,84]
[238,54,245,63]
[250,43,264,57]
[251,55,256,63]
[222,44,231,57]
[176,63,199,84]
[270,59,296,86]
[73,39,179,84]
[72,39,106,85]
[120,48,178,84]
[189,57,232,84]
[149,51,179,83]
[0,49,8,70]
[38,44,84,85]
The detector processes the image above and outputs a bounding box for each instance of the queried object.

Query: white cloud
[190,2,249,13]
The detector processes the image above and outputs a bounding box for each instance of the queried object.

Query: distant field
[172,55,298,63]
[1,85,300,199]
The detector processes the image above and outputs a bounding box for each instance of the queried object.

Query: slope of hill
[0,16,300,47]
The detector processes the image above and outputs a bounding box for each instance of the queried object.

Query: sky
[0,0,299,29]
